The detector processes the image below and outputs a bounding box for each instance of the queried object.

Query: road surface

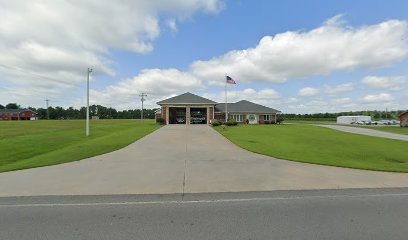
[1,188,408,240]
[315,124,408,141]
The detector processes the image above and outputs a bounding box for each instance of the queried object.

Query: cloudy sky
[0,0,407,113]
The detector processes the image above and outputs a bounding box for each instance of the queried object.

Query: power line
[139,93,147,120]
[45,99,51,120]
[0,63,77,86]
[86,68,93,137]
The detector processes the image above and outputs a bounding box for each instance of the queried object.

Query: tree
[0,104,4,109]
[5,103,20,109]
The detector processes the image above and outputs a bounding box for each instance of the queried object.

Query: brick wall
[208,107,214,122]
[0,111,36,120]
[258,114,264,124]
[214,113,226,122]
[161,107,166,122]
[400,113,408,127]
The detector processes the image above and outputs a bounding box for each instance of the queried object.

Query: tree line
[0,103,157,120]
[1,102,405,120]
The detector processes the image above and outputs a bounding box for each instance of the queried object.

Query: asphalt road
[1,188,408,240]
[315,124,408,141]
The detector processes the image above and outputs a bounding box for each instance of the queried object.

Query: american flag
[226,75,236,84]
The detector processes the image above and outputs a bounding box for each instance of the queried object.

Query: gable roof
[400,111,408,117]
[157,92,217,105]
[215,100,280,114]
[0,109,37,114]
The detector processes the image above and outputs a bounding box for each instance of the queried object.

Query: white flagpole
[225,74,228,122]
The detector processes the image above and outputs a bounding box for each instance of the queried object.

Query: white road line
[1,192,408,208]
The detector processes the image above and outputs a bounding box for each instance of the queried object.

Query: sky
[0,0,407,113]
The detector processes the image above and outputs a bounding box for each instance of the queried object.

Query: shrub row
[211,120,222,126]
[211,119,238,126]
[156,117,165,125]
[225,120,238,126]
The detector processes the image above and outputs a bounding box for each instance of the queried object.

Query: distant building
[0,109,37,121]
[400,112,408,127]
[156,92,280,125]
[336,116,371,124]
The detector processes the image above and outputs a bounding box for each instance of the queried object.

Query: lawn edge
[212,125,408,173]
[0,124,162,173]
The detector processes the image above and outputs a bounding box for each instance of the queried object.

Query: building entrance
[169,107,186,124]
[190,108,207,124]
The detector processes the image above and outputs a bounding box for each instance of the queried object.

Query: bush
[211,120,221,126]
[156,117,165,125]
[264,120,270,124]
[225,120,238,126]
[276,116,284,124]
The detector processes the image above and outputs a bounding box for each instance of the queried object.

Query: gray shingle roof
[215,100,280,114]
[400,111,408,117]
[0,109,37,114]
[157,92,217,105]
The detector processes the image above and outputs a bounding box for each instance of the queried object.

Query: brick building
[156,92,280,125]
[0,109,37,121]
[400,111,408,127]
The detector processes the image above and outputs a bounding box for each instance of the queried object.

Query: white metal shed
[336,116,371,124]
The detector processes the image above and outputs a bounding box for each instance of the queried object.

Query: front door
[247,114,258,124]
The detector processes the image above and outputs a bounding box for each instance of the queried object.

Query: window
[231,114,243,122]
[264,115,273,121]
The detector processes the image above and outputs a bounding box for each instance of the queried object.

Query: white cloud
[203,88,281,106]
[291,100,328,113]
[360,93,394,103]
[3,9,408,113]
[362,76,407,91]
[331,97,353,105]
[88,68,205,109]
[0,0,223,105]
[324,83,353,95]
[191,15,408,85]
[298,87,320,96]
[89,86,281,110]
[166,19,178,32]
[288,97,359,113]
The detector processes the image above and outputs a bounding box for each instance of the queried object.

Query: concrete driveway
[315,124,408,141]
[1,125,408,197]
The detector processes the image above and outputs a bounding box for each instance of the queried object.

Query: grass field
[0,120,160,173]
[215,124,408,172]
[284,120,336,124]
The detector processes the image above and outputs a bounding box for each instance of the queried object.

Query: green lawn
[0,120,160,173]
[215,124,408,172]
[284,120,336,125]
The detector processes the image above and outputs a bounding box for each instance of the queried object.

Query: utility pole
[139,93,147,120]
[45,99,50,120]
[86,68,92,136]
